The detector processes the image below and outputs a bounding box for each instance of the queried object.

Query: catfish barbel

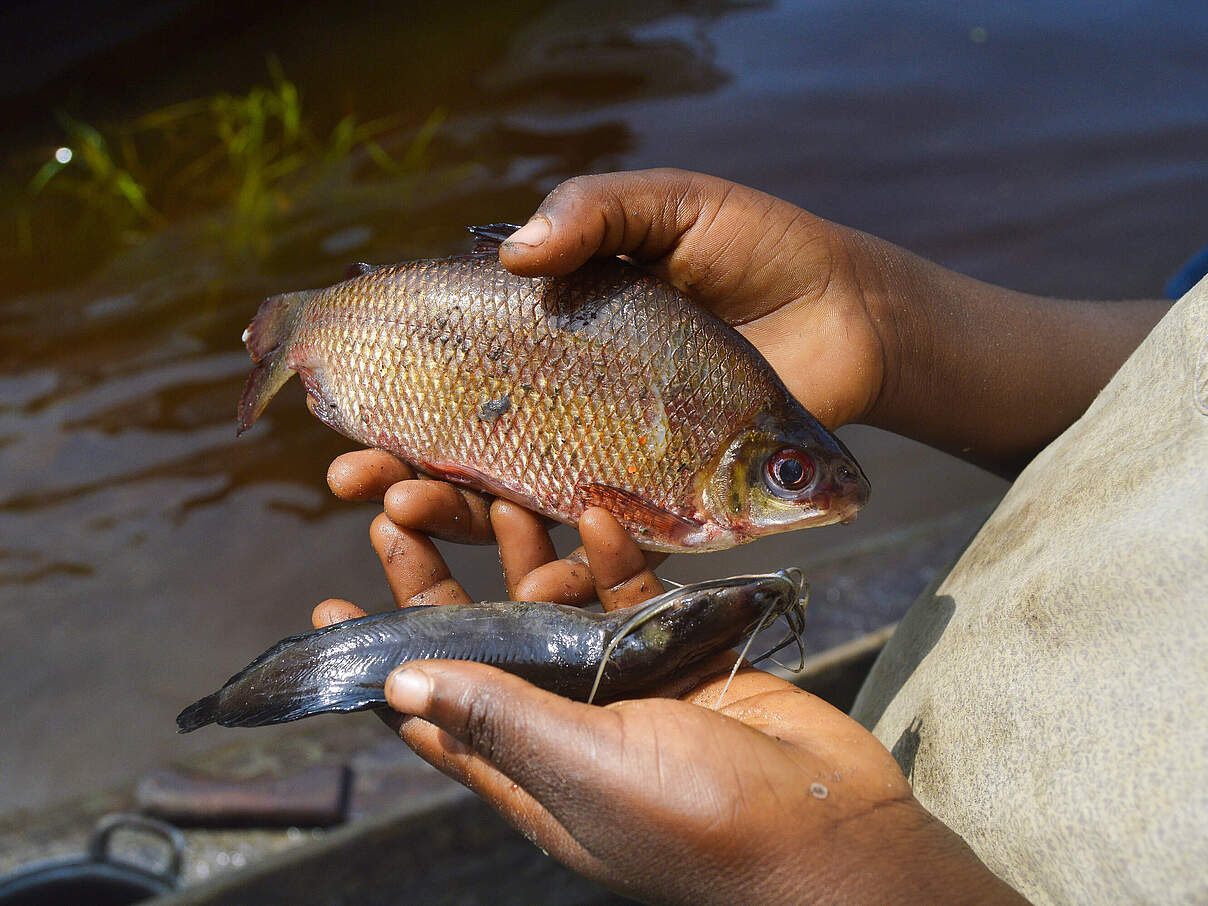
[238,224,869,552]
[177,571,806,731]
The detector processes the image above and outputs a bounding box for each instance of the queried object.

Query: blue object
[1165,245,1208,299]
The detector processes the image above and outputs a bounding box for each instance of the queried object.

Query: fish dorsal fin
[467,223,523,254]
[579,483,704,543]
[344,262,380,280]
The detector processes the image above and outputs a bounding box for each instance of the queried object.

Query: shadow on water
[1,0,1206,816]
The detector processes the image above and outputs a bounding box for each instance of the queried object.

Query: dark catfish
[177,571,805,731]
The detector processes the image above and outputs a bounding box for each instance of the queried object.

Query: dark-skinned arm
[499,168,1168,475]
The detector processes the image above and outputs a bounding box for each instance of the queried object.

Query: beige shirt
[851,278,1208,904]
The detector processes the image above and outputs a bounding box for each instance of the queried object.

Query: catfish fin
[344,262,380,280]
[236,288,316,436]
[177,684,386,731]
[579,484,704,542]
[176,690,221,733]
[467,223,524,254]
[218,687,387,729]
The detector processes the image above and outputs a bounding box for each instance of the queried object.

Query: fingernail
[387,667,432,713]
[504,217,550,248]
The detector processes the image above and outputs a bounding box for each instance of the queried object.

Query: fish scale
[237,228,869,551]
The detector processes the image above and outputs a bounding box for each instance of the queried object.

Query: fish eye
[765,447,816,495]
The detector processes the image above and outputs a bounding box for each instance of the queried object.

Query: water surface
[2,0,1205,814]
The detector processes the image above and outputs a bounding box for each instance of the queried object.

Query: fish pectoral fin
[579,483,704,543]
[467,223,524,254]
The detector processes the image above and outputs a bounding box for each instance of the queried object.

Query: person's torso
[851,279,1208,904]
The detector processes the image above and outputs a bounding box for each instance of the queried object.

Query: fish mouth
[828,487,868,525]
[810,458,870,524]
[776,567,805,593]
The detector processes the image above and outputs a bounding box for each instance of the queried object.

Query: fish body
[177,571,805,731]
[239,225,869,551]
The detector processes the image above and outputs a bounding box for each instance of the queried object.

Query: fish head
[724,568,807,633]
[701,409,870,546]
[627,570,806,661]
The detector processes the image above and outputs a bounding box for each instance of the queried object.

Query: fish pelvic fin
[176,690,221,733]
[236,289,315,435]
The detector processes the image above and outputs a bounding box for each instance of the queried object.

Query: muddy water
[2,0,1206,815]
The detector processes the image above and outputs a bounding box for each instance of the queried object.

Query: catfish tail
[236,289,316,435]
[176,690,222,733]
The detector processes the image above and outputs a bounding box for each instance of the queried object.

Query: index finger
[370,513,473,608]
[327,449,415,501]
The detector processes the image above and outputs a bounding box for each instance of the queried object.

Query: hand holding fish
[326,447,666,606]
[499,168,1169,476]
[314,464,668,626]
[382,662,1025,905]
[315,461,1024,905]
[498,168,888,433]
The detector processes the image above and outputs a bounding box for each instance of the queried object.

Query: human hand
[497,168,1169,475]
[324,447,665,606]
[313,462,1023,904]
[499,168,887,431]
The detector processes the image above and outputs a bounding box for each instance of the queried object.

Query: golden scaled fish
[239,224,869,552]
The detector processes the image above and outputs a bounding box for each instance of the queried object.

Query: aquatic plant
[11,61,445,269]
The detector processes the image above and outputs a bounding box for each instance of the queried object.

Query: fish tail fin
[236,289,315,435]
[176,691,222,733]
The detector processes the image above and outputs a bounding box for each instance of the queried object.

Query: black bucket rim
[0,812,184,902]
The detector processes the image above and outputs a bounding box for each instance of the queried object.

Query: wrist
[837,229,1073,474]
[836,228,947,433]
[772,797,1028,905]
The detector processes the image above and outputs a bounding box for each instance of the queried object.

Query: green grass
[14,60,444,265]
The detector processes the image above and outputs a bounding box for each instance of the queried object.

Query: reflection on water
[2,0,1206,814]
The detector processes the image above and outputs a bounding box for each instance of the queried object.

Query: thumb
[498,168,735,277]
[385,660,622,805]
[498,168,836,328]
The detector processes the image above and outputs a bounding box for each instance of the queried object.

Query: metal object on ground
[136,764,350,828]
[0,813,184,905]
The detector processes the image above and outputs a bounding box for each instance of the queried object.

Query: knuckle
[458,685,507,762]
[543,175,594,211]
